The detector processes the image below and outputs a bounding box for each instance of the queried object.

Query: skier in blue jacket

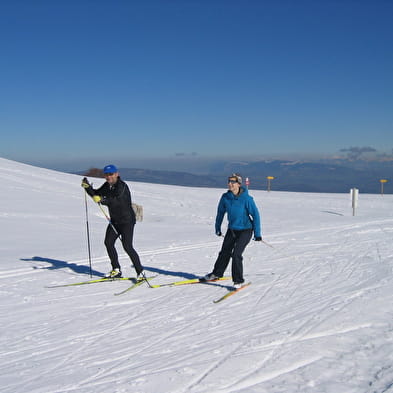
[203,173,262,288]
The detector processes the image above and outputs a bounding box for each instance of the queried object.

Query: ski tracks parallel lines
[223,298,361,393]
[71,286,231,391]
[180,238,355,392]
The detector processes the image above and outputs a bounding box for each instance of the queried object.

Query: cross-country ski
[213,282,251,303]
[150,276,231,288]
[114,276,157,296]
[46,276,133,288]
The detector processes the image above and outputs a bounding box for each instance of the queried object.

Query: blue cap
[103,164,118,174]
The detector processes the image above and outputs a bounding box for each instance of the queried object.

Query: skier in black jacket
[82,164,144,279]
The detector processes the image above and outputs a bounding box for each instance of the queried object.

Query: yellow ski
[151,276,231,288]
[213,282,251,303]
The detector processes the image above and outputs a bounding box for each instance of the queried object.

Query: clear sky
[1,0,392,171]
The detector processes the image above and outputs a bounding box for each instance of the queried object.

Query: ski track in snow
[1,158,393,393]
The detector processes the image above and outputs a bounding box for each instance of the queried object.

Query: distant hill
[111,168,221,188]
[77,159,392,194]
[79,168,223,188]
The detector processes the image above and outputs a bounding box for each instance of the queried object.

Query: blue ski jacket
[215,186,262,238]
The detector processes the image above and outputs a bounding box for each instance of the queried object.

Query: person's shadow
[21,256,104,277]
[21,256,200,280]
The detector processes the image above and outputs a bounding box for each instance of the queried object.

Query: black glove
[254,236,262,241]
[81,177,90,189]
[216,231,222,237]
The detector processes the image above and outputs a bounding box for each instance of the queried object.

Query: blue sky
[1,0,392,171]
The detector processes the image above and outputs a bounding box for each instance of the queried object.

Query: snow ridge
[1,157,393,393]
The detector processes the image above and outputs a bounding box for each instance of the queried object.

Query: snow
[1,157,393,393]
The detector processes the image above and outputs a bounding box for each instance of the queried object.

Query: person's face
[104,172,119,185]
[228,177,240,193]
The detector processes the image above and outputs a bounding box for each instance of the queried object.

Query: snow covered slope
[1,157,393,393]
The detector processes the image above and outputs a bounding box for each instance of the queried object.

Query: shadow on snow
[21,256,199,280]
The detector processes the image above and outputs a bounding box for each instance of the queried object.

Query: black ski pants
[104,222,143,275]
[212,228,253,283]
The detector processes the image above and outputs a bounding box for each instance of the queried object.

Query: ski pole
[97,202,115,232]
[262,240,274,248]
[84,191,93,277]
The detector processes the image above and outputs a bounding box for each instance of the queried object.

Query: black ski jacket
[86,177,136,225]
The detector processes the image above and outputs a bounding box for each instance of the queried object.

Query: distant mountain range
[78,159,393,194]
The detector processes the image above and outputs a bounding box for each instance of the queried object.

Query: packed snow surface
[1,157,393,393]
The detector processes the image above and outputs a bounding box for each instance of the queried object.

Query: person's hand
[92,195,102,203]
[216,231,222,237]
[81,177,90,189]
[254,236,262,241]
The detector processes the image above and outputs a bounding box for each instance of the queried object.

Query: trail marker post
[380,179,388,196]
[350,188,359,216]
[267,176,274,192]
